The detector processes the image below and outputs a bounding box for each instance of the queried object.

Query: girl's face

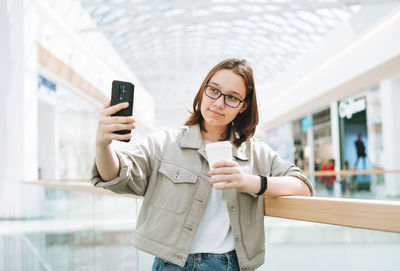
[200,69,248,129]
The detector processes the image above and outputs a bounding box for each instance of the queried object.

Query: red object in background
[321,164,335,185]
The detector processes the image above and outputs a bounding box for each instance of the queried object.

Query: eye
[227,95,240,102]
[210,87,219,94]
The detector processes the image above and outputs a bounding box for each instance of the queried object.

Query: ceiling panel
[78,0,390,128]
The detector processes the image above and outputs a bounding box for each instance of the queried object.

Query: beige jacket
[91,124,313,270]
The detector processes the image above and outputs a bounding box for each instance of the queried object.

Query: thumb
[103,100,111,109]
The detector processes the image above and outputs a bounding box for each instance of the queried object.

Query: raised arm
[95,101,136,181]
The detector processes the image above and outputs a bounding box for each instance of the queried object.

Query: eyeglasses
[204,85,247,108]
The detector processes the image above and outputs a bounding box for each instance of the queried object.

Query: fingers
[104,132,132,142]
[102,116,136,124]
[210,174,234,184]
[96,101,135,146]
[212,160,239,169]
[210,176,235,190]
[102,102,130,116]
[213,183,234,190]
[102,123,136,133]
[209,166,239,176]
[103,100,111,109]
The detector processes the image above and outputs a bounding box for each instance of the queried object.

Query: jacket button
[173,175,179,180]
[230,206,236,211]
[235,235,240,241]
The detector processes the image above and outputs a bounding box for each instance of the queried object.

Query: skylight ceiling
[78,0,389,128]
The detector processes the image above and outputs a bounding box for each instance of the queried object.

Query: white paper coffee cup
[205,141,233,186]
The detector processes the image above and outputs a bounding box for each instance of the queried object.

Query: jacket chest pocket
[150,162,198,214]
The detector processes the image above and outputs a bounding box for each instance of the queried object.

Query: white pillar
[38,100,59,179]
[381,77,400,197]
[330,102,342,197]
[330,102,341,169]
[306,115,315,184]
[0,0,42,218]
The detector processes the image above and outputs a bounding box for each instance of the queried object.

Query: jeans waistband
[188,250,236,259]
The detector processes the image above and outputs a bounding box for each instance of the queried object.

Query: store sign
[38,75,56,92]
[339,98,366,119]
[301,116,313,131]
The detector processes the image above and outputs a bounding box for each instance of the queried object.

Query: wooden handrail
[304,169,400,176]
[33,169,400,180]
[265,196,400,233]
[23,180,400,233]
[22,180,141,199]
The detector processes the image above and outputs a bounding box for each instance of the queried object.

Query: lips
[209,109,224,117]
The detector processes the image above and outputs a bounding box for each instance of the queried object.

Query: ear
[239,101,249,114]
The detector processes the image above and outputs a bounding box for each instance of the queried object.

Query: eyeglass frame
[204,84,248,108]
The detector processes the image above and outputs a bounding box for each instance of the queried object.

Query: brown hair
[184,58,259,147]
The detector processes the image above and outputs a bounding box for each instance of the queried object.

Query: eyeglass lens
[205,86,241,108]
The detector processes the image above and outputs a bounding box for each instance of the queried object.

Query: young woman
[92,58,313,271]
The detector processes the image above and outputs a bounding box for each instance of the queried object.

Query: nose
[213,95,225,108]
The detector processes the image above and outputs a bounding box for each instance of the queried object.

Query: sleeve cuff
[287,172,314,196]
[90,152,130,190]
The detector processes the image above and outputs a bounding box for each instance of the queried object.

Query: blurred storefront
[312,108,333,171]
[271,80,399,197]
[291,108,333,172]
[37,74,99,180]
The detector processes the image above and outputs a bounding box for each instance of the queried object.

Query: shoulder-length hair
[184,58,259,147]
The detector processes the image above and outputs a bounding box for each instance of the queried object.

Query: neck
[201,122,230,143]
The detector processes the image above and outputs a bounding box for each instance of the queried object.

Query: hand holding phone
[110,80,135,142]
[95,80,135,145]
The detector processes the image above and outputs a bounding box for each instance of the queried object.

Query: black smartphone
[110,80,135,142]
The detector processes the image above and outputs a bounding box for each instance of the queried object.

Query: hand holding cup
[205,141,233,187]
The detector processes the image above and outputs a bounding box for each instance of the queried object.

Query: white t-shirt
[189,187,235,253]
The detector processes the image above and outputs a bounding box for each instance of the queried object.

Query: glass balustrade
[308,171,400,200]
[0,179,399,270]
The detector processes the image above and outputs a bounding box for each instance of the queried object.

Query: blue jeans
[152,251,241,271]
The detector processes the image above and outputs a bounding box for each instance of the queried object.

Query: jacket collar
[180,124,250,161]
[180,124,204,149]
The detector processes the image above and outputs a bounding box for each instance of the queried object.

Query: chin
[204,116,229,127]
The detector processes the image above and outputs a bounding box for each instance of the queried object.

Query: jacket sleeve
[263,144,314,196]
[90,135,156,196]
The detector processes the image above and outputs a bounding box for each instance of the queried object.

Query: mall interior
[1,0,400,270]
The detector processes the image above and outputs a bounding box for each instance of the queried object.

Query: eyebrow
[208,81,244,99]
